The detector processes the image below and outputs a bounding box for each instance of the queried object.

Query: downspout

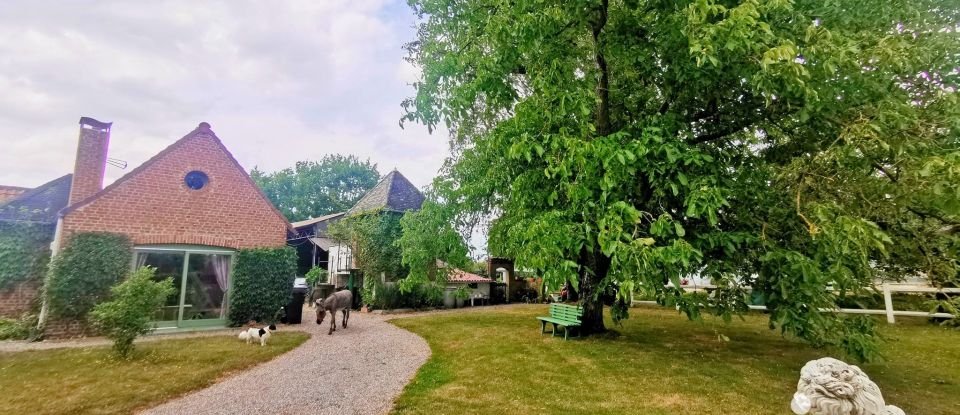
[36,216,65,332]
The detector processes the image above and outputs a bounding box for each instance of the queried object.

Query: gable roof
[60,122,291,231]
[0,174,73,224]
[347,170,425,215]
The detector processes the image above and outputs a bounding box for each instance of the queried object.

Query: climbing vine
[46,232,133,319]
[228,247,297,326]
[0,222,54,288]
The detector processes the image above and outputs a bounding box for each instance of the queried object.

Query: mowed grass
[390,305,960,415]
[0,332,309,415]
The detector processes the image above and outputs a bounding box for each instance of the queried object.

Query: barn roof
[347,170,424,215]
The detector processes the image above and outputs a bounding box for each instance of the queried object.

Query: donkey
[315,289,352,335]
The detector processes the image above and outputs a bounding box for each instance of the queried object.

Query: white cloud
[0,0,447,190]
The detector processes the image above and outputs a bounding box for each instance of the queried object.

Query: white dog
[238,324,276,346]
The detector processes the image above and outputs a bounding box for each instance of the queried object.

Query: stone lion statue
[790,357,904,415]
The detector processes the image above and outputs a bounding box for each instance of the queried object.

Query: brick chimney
[67,117,112,205]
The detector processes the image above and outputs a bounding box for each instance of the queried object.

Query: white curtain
[135,252,148,270]
[211,254,230,292]
[211,255,230,319]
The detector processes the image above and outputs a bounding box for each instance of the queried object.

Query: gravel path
[140,307,430,415]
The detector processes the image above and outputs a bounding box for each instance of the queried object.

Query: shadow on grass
[391,304,960,415]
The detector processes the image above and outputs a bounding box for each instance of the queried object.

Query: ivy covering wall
[46,232,133,319]
[228,247,297,326]
[0,222,55,288]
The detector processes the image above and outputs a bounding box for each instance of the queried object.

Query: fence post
[883,285,895,324]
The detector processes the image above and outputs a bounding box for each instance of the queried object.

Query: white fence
[631,283,957,324]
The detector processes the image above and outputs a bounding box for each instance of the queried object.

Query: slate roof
[0,174,73,224]
[347,170,425,215]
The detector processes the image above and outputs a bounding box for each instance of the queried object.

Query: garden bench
[536,303,582,340]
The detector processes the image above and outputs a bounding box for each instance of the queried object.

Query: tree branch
[591,0,611,137]
[689,120,752,144]
[907,206,960,226]
[872,162,898,183]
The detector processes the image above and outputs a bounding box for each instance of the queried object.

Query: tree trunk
[578,0,612,336]
[578,248,610,334]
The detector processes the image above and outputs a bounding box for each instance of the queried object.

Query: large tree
[401,0,959,360]
[251,155,380,222]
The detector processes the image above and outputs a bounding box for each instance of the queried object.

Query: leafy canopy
[402,0,960,361]
[251,154,380,222]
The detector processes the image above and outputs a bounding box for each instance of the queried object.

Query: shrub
[89,267,175,357]
[0,314,36,340]
[305,266,328,286]
[365,279,444,310]
[228,247,297,326]
[46,232,132,319]
[0,222,54,288]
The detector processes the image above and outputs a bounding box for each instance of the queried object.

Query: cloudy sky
[0,0,447,190]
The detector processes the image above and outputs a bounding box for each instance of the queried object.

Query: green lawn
[0,332,309,415]
[390,305,960,415]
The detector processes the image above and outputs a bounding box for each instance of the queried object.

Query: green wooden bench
[536,303,582,340]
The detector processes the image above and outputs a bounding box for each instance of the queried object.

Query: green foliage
[452,285,470,304]
[398,198,471,285]
[46,232,132,319]
[89,267,175,358]
[228,247,297,326]
[403,0,960,361]
[0,314,36,340]
[364,279,444,310]
[304,266,328,286]
[251,155,380,222]
[329,210,409,281]
[0,222,54,288]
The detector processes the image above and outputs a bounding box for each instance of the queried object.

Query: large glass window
[135,247,233,329]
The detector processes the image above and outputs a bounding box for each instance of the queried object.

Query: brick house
[0,175,73,318]
[10,117,290,333]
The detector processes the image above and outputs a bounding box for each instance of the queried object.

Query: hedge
[0,222,55,288]
[46,232,132,319]
[228,247,297,326]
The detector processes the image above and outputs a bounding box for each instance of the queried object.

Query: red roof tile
[448,268,492,283]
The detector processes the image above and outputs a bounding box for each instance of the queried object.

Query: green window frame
[133,245,235,330]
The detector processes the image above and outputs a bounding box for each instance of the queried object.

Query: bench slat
[537,316,580,326]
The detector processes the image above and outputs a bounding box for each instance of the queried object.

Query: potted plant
[453,285,471,308]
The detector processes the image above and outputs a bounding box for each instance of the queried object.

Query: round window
[184,171,209,190]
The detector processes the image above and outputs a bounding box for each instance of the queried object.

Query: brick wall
[60,125,288,249]
[0,280,40,318]
[44,318,97,339]
[0,186,28,203]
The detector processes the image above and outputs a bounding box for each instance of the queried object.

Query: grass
[0,331,309,415]
[390,304,960,415]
